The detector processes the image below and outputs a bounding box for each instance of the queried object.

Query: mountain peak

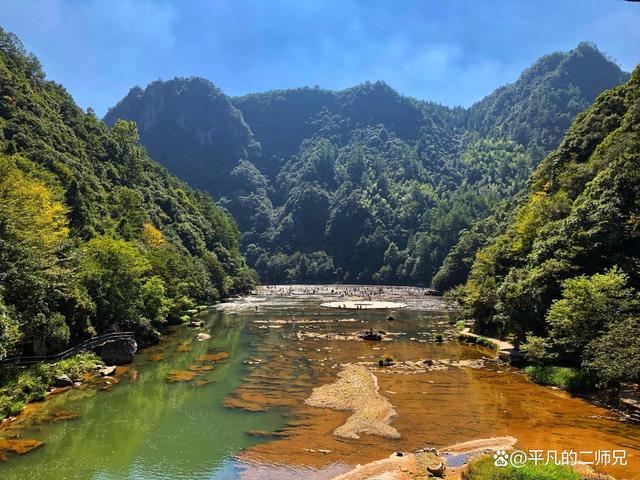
[466,43,628,150]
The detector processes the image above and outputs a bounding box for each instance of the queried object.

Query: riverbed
[1,285,639,479]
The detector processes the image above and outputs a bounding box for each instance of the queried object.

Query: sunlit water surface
[1,287,639,479]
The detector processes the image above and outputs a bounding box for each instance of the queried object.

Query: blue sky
[3,0,640,116]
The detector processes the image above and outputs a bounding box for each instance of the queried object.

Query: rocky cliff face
[95,338,138,365]
[105,77,260,197]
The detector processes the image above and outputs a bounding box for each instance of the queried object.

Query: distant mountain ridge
[105,42,629,285]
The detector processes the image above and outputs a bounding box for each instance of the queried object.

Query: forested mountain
[0,28,255,360]
[105,42,628,285]
[457,65,640,383]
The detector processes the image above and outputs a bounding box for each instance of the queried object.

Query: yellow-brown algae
[193,379,215,387]
[197,352,229,362]
[0,438,44,461]
[166,369,200,382]
[188,364,214,372]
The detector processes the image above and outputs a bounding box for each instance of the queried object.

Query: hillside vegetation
[457,65,640,385]
[0,28,255,360]
[105,43,628,285]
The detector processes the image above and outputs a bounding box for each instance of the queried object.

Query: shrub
[464,454,580,480]
[524,366,597,393]
[0,353,102,419]
[521,335,557,365]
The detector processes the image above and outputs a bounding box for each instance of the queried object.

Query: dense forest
[456,65,640,384]
[0,28,255,360]
[105,43,628,285]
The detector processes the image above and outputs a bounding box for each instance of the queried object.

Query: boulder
[98,365,117,376]
[357,329,385,341]
[427,462,445,476]
[96,337,137,365]
[53,374,73,387]
[195,332,211,341]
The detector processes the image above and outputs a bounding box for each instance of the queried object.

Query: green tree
[584,317,640,384]
[545,268,635,359]
[0,297,20,359]
[79,236,153,334]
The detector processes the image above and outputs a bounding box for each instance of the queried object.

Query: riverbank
[2,287,639,479]
[458,328,640,424]
[332,436,615,480]
[457,328,526,365]
[0,353,104,421]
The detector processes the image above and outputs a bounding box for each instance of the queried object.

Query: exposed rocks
[303,447,333,454]
[189,319,204,327]
[95,337,137,365]
[365,357,494,375]
[378,356,395,367]
[332,436,518,480]
[440,358,488,369]
[441,436,518,455]
[97,365,116,377]
[357,329,386,341]
[295,330,399,342]
[52,374,73,387]
[195,332,211,341]
[321,300,406,310]
[305,364,400,440]
[619,383,640,423]
[426,461,445,476]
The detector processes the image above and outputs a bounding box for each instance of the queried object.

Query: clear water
[1,288,640,479]
[0,314,287,479]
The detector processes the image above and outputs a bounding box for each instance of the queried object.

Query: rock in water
[98,365,117,376]
[427,462,445,476]
[357,329,385,341]
[96,338,137,364]
[53,374,73,387]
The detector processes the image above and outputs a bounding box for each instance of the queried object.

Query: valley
[1,287,638,479]
[1,4,640,478]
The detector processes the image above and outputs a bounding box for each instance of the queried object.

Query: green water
[0,312,286,480]
[4,289,639,479]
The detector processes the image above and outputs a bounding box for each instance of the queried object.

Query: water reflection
[1,291,639,479]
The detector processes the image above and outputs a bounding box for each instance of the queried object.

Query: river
[1,285,639,479]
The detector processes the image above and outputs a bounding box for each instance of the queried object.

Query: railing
[0,332,135,367]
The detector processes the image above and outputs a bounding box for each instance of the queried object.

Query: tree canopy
[457,65,640,384]
[0,27,255,358]
[105,43,627,285]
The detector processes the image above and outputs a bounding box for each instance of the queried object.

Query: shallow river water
[1,286,639,479]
